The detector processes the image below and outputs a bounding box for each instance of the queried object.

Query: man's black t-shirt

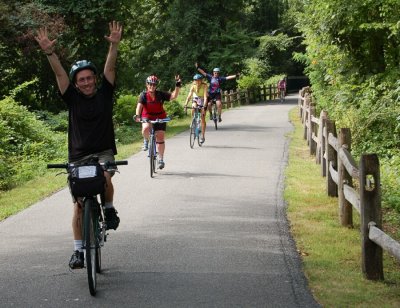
[61,78,117,161]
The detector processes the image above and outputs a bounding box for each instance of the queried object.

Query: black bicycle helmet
[69,60,97,82]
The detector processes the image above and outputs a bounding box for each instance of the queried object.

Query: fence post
[262,85,267,101]
[225,90,230,108]
[298,90,303,118]
[309,105,316,155]
[325,119,338,197]
[360,154,383,280]
[252,88,256,103]
[303,97,310,140]
[317,110,328,167]
[338,128,353,227]
[245,89,249,105]
[269,85,272,100]
[230,89,235,107]
[236,89,241,106]
[320,112,328,176]
[299,91,305,121]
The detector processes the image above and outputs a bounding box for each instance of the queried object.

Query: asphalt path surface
[0,94,320,307]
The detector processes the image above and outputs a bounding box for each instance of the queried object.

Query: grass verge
[285,107,400,306]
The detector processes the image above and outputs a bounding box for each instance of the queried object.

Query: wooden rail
[220,85,280,108]
[298,87,400,280]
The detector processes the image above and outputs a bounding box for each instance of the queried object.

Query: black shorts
[207,92,221,103]
[153,122,167,131]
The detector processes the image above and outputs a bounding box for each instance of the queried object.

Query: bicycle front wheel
[84,198,98,296]
[190,118,196,148]
[149,135,156,178]
[213,106,218,130]
[197,120,202,147]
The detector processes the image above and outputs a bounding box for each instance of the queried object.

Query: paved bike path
[0,94,320,307]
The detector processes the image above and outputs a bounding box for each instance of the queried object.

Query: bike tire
[84,198,97,296]
[149,135,156,178]
[96,245,101,273]
[96,204,102,273]
[197,120,202,147]
[190,118,196,148]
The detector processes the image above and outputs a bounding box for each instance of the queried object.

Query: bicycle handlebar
[184,106,206,110]
[47,163,69,169]
[138,117,171,124]
[47,160,128,169]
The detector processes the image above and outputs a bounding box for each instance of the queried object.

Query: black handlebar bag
[69,164,106,197]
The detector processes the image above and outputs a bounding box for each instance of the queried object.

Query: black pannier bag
[69,164,106,197]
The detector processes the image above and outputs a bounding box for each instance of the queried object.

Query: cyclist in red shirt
[134,74,181,169]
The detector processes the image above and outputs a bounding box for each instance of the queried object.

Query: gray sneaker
[158,160,165,170]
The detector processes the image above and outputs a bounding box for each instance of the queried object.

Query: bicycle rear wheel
[149,135,156,178]
[84,198,98,296]
[190,118,196,148]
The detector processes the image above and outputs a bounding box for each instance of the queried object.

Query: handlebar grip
[115,160,128,166]
[47,163,68,169]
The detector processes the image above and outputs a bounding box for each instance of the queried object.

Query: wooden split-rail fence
[298,86,400,280]
[220,84,280,107]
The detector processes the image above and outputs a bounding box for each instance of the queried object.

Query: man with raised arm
[35,21,123,269]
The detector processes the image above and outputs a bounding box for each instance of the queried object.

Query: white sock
[74,240,83,252]
[104,202,114,209]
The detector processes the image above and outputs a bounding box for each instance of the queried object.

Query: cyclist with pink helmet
[35,21,123,269]
[277,77,287,102]
[134,74,181,169]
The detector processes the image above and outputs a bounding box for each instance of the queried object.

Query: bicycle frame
[189,106,203,148]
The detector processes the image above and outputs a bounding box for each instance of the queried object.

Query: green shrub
[114,94,137,125]
[35,110,68,132]
[381,154,400,211]
[165,100,184,119]
[0,96,65,190]
[115,124,143,145]
[237,58,267,90]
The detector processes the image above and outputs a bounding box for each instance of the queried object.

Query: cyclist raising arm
[277,77,287,102]
[35,21,123,269]
[195,63,238,122]
[134,74,181,169]
[184,74,208,144]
